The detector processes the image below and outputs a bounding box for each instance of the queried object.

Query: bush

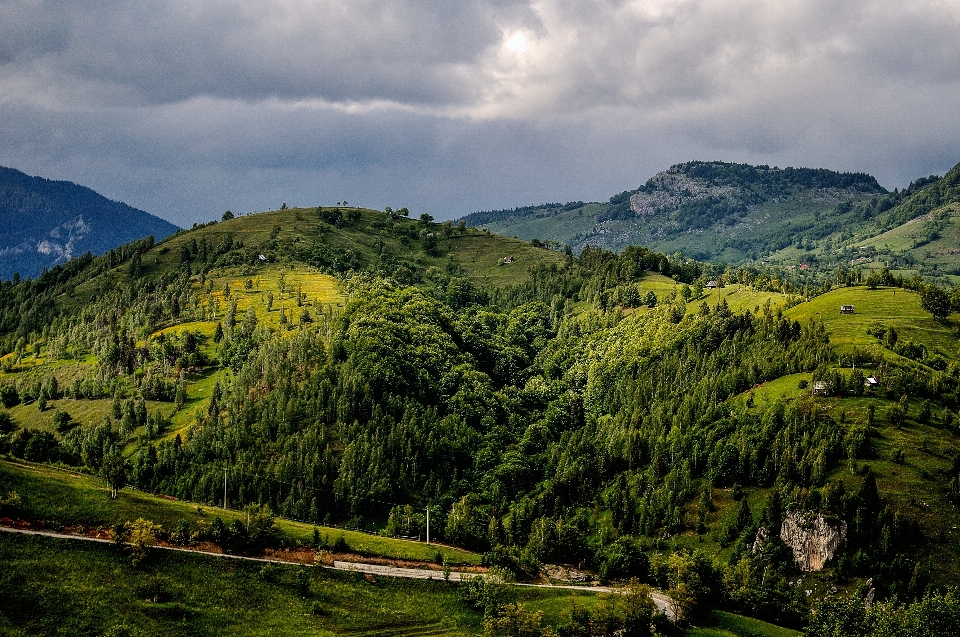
[170,519,191,545]
[461,567,515,618]
[23,430,60,462]
[0,384,19,408]
[0,409,13,433]
[0,491,21,513]
[127,518,161,567]
[52,409,72,432]
[331,534,350,553]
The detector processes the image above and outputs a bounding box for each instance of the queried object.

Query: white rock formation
[779,510,846,572]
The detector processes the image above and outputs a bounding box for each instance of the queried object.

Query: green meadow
[0,459,480,566]
[784,285,958,358]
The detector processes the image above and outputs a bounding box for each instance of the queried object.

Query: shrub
[0,409,13,433]
[461,567,515,618]
[52,409,72,432]
[170,519,191,545]
[0,385,19,408]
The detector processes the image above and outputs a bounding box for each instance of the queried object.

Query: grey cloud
[1,0,959,229]
[3,0,536,107]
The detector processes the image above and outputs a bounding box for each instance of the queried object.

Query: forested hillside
[1,205,960,633]
[463,161,886,262]
[463,161,960,287]
[0,166,179,280]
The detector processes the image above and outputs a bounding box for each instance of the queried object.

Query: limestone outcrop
[779,510,846,572]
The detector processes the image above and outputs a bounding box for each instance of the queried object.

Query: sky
[2,0,960,228]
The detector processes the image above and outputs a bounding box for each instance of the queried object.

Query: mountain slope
[1,207,960,632]
[763,161,960,283]
[0,166,179,280]
[462,161,885,262]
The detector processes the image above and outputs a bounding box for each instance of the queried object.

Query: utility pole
[223,467,228,510]
[426,506,430,545]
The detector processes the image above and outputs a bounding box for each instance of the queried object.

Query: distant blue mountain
[0,166,179,280]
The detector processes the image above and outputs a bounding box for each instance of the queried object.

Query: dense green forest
[2,205,960,633]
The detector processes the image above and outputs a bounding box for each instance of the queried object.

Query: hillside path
[0,525,674,619]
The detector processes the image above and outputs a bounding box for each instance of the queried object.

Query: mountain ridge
[461,160,925,263]
[0,166,179,280]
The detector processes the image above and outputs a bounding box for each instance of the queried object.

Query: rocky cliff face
[779,510,846,572]
[628,168,740,217]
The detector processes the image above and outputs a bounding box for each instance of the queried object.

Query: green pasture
[685,610,800,637]
[446,233,566,288]
[691,284,791,316]
[0,459,481,566]
[784,286,958,359]
[0,531,481,637]
[0,530,609,637]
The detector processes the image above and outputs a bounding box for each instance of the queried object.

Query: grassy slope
[662,286,960,587]
[0,459,481,566]
[685,610,800,637]
[854,202,960,282]
[764,192,960,285]
[0,531,483,637]
[783,285,958,358]
[770,287,960,583]
[0,530,808,637]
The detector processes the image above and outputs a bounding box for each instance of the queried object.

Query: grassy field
[854,203,960,282]
[685,610,800,637]
[1,524,800,637]
[784,285,958,358]
[0,459,481,566]
[0,530,484,637]
[691,284,790,316]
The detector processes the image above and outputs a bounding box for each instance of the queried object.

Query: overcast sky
[2,0,960,227]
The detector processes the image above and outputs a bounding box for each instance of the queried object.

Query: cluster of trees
[806,588,960,637]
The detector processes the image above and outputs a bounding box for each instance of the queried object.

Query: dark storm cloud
[1,0,959,226]
[2,0,536,106]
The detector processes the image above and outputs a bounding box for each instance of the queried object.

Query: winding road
[0,525,674,619]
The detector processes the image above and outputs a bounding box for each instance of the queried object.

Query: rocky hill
[463,161,886,261]
[0,166,179,280]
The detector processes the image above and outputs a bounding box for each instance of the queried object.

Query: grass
[0,530,482,637]
[784,285,958,358]
[0,459,481,566]
[446,233,566,287]
[685,610,800,637]
[0,530,607,637]
[689,284,790,316]
[853,203,960,282]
